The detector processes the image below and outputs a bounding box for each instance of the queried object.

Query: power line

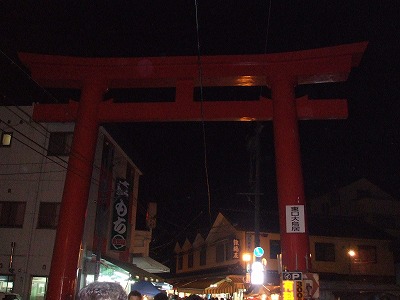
[194,0,213,226]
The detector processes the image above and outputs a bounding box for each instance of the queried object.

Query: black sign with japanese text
[110,178,130,251]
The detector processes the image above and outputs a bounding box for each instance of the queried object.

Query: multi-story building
[0,106,168,299]
[308,178,400,238]
[172,208,400,300]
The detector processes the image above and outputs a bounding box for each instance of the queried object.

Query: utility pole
[242,122,264,253]
[254,122,263,251]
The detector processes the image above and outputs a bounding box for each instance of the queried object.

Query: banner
[110,178,130,251]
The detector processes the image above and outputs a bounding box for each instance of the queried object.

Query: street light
[242,253,252,283]
[347,248,356,274]
[348,249,356,257]
[242,253,252,263]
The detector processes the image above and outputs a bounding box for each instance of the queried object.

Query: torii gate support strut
[19,42,367,299]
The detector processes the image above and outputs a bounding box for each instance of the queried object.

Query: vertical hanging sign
[233,238,240,259]
[286,205,305,233]
[110,178,130,251]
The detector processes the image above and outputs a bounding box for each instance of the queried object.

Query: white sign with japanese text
[286,205,305,233]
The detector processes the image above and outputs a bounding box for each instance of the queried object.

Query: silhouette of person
[153,292,168,300]
[128,290,143,300]
[78,281,128,300]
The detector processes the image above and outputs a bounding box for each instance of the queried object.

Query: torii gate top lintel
[19,42,367,89]
[20,42,367,123]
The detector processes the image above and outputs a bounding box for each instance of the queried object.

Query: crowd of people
[77,282,177,300]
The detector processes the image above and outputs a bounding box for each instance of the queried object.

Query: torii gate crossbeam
[19,42,367,300]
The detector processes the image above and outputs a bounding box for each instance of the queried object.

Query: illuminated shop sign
[110,178,130,251]
[282,280,294,300]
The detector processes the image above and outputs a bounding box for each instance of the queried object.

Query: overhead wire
[0,98,109,188]
[259,0,273,100]
[0,49,60,103]
[0,51,105,174]
[194,0,213,226]
[3,104,103,174]
[0,54,152,227]
[0,121,102,186]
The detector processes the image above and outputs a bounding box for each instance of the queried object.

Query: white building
[0,106,168,299]
[308,178,400,237]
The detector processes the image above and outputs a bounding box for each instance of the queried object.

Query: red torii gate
[19,42,367,299]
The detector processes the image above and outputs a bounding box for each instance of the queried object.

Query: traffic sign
[303,273,319,299]
[282,271,302,281]
[253,247,264,257]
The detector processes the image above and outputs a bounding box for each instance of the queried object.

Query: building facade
[308,178,400,238]
[0,106,166,299]
[173,209,399,299]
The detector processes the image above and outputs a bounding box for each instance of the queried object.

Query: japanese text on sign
[110,178,130,251]
[233,238,240,259]
[286,205,305,233]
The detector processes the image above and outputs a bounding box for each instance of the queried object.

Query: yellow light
[262,258,267,266]
[239,117,256,122]
[242,253,252,262]
[348,249,356,257]
[271,294,279,300]
[234,76,257,86]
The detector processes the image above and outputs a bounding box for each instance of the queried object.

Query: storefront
[80,256,165,295]
[171,276,226,297]
[205,276,246,300]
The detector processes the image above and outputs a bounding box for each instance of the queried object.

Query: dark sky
[1,0,399,265]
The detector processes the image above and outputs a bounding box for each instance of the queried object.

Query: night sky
[1,0,399,266]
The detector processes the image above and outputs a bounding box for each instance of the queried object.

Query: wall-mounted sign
[233,238,240,259]
[282,271,302,281]
[285,205,305,233]
[110,178,130,251]
[282,280,294,300]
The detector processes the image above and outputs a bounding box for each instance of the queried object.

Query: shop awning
[130,280,163,296]
[171,276,226,294]
[204,276,246,295]
[131,256,170,273]
[102,256,164,282]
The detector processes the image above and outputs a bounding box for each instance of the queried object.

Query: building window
[177,255,183,270]
[0,201,26,228]
[30,276,48,299]
[226,240,234,261]
[216,243,225,263]
[47,132,73,156]
[188,251,194,268]
[200,246,207,266]
[1,132,12,147]
[38,202,61,229]
[315,243,335,262]
[270,240,281,259]
[356,245,377,264]
[0,275,15,292]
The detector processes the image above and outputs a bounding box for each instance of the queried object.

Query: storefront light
[250,261,264,285]
[271,294,279,300]
[242,253,252,262]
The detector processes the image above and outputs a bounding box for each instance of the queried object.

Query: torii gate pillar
[273,76,309,270]
[19,41,367,300]
[46,79,107,299]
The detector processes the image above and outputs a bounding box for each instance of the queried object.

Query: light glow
[242,253,252,262]
[250,261,264,285]
[348,249,356,257]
